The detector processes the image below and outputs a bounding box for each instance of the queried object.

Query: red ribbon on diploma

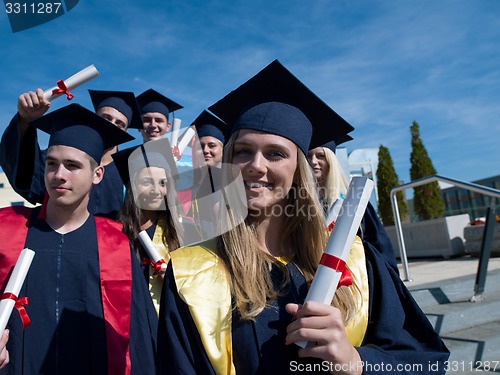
[1,292,31,329]
[52,80,74,100]
[142,258,166,274]
[172,145,181,160]
[319,253,352,288]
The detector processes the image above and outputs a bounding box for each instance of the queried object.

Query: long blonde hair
[218,132,359,322]
[321,147,349,209]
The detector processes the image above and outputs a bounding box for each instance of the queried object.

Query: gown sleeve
[356,240,450,375]
[360,202,399,273]
[157,262,216,375]
[0,114,46,204]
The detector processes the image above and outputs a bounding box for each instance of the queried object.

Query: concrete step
[407,270,500,335]
[397,257,500,373]
[442,320,500,375]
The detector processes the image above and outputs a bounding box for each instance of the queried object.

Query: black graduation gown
[1,209,157,374]
[0,114,124,219]
[360,202,400,272]
[188,166,223,239]
[157,240,449,375]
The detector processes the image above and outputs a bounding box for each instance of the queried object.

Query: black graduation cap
[30,103,134,163]
[192,110,230,144]
[321,134,353,154]
[208,59,354,155]
[88,89,143,129]
[136,89,183,119]
[112,138,179,186]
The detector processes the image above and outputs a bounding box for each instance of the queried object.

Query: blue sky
[0,0,499,186]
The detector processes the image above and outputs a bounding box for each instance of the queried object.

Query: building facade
[0,172,35,208]
[440,175,500,220]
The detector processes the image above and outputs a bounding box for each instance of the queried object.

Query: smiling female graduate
[156,60,449,375]
[0,104,157,375]
[112,138,186,315]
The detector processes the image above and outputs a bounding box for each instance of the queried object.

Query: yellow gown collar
[148,223,170,315]
[170,240,236,375]
[170,236,369,374]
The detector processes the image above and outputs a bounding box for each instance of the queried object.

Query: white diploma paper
[297,176,374,348]
[170,118,182,146]
[0,248,35,333]
[176,127,196,156]
[137,230,166,270]
[325,198,343,228]
[43,65,99,101]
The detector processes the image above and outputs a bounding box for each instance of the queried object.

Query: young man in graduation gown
[0,89,142,219]
[0,104,157,374]
[136,89,183,143]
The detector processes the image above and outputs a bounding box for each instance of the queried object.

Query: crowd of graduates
[0,60,449,374]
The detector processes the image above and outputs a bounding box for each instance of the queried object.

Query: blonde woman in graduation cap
[157,60,449,375]
[308,139,350,228]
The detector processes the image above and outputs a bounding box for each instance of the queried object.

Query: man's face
[44,145,103,209]
[140,112,170,142]
[97,106,129,131]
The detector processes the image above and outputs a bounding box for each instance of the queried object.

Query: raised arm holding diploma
[0,248,35,333]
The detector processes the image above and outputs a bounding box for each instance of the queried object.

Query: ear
[92,165,105,185]
[166,121,172,132]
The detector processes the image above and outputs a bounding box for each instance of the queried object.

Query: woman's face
[200,136,223,167]
[232,129,297,215]
[133,166,168,210]
[307,147,329,185]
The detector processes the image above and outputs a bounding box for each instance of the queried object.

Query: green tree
[409,121,445,220]
[376,145,409,225]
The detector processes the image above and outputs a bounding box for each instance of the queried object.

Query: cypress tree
[409,121,445,220]
[376,145,409,225]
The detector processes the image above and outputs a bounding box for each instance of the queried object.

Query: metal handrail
[390,174,500,281]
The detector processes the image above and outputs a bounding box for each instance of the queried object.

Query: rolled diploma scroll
[176,127,196,156]
[137,230,167,271]
[297,176,374,348]
[325,198,343,229]
[43,65,99,101]
[170,118,182,146]
[0,248,35,333]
